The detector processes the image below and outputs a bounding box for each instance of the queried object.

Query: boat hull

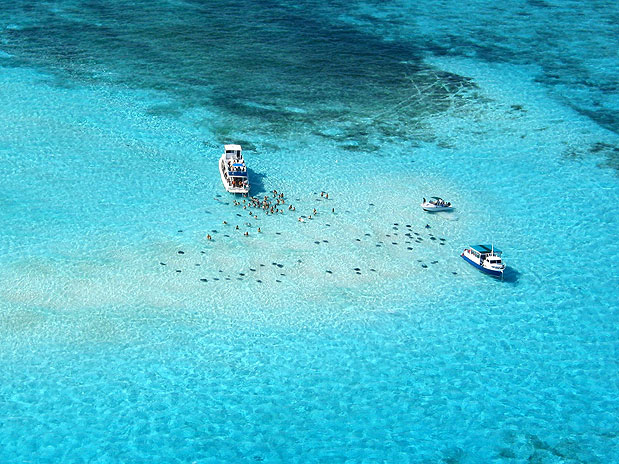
[461,253,504,278]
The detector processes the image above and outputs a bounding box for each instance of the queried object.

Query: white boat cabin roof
[224,144,242,152]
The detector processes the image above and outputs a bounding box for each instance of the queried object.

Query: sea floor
[0,1,618,462]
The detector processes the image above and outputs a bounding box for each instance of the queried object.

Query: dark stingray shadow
[502,266,521,284]
[247,168,267,195]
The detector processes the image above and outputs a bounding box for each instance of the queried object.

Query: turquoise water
[1,1,618,462]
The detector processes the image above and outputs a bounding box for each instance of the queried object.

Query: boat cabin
[469,244,502,262]
[224,144,243,161]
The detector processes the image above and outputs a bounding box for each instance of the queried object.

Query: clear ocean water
[1,1,618,462]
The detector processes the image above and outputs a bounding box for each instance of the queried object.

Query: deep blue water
[0,1,618,462]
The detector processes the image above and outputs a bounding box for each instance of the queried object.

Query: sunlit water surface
[0,1,617,462]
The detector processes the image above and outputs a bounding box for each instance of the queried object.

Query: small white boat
[421,196,453,212]
[219,144,249,194]
[461,244,506,279]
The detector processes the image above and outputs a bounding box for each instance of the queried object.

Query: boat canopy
[229,171,247,177]
[431,196,444,200]
[225,144,242,152]
[232,163,244,167]
[471,244,502,254]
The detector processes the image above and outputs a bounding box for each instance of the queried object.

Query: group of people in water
[210,189,332,237]
[232,189,292,216]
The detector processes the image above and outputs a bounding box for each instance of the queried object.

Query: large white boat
[461,244,506,279]
[421,197,453,212]
[219,144,249,194]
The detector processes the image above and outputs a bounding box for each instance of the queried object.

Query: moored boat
[421,197,453,212]
[219,144,249,194]
[461,244,506,278]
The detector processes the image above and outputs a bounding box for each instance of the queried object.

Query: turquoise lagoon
[0,1,618,462]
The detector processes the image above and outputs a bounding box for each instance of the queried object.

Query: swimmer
[244,231,249,236]
[313,208,317,214]
[332,208,335,213]
[325,193,329,199]
[223,221,227,225]
[257,227,261,233]
[298,217,304,222]
[321,192,324,197]
[207,234,212,240]
[235,225,239,230]
[288,205,292,210]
